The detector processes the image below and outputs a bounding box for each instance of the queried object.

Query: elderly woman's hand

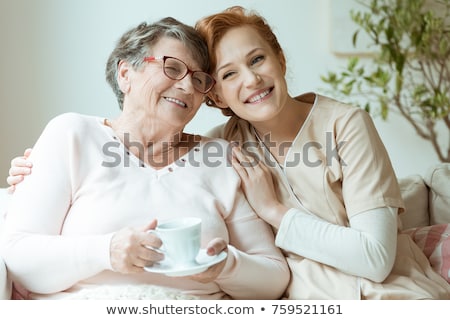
[187,237,228,283]
[110,220,164,273]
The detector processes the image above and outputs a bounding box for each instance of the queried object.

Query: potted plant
[321,0,450,162]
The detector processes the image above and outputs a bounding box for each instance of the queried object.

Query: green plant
[321,0,450,162]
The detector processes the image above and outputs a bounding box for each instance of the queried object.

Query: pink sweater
[1,113,289,299]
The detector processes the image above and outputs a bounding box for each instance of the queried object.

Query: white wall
[0,0,445,187]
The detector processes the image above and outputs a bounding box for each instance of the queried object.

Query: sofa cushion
[0,188,10,235]
[424,163,450,225]
[403,223,450,284]
[398,175,430,230]
[0,257,11,300]
[0,188,12,300]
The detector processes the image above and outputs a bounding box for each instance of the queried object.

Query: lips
[245,87,273,103]
[164,96,188,108]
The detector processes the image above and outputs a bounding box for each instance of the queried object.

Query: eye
[165,65,182,74]
[222,70,236,80]
[250,55,265,66]
[192,76,203,86]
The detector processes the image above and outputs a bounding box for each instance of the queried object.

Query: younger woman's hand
[7,148,33,193]
[231,145,288,228]
[187,237,228,283]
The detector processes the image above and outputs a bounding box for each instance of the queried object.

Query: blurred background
[0,0,446,187]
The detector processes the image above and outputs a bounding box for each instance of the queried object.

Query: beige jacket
[208,92,450,299]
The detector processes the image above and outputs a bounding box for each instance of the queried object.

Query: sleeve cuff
[81,232,115,272]
[275,208,299,248]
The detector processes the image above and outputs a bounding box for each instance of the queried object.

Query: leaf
[380,99,389,120]
[348,57,359,71]
[352,30,360,47]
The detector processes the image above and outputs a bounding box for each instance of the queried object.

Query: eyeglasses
[143,56,215,94]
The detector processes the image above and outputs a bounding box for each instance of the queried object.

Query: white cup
[150,217,202,266]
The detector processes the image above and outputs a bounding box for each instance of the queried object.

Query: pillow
[424,163,450,225]
[397,175,429,230]
[403,224,450,284]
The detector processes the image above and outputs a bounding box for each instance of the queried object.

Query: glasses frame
[143,56,215,94]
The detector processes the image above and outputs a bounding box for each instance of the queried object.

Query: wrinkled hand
[110,220,164,273]
[187,238,228,283]
[231,145,288,228]
[7,148,33,194]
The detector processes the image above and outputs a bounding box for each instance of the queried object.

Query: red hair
[196,6,286,115]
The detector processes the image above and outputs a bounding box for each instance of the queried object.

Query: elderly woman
[0,17,289,300]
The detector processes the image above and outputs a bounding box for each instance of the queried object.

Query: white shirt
[1,113,289,299]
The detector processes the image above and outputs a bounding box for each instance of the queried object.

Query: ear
[278,51,287,75]
[117,60,131,93]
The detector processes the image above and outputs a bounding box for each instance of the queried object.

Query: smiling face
[211,26,288,123]
[119,37,206,129]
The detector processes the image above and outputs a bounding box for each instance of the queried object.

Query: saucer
[144,249,227,277]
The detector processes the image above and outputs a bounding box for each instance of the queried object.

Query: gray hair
[105,17,210,110]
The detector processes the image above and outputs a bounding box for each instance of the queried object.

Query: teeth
[248,89,270,103]
[165,97,187,107]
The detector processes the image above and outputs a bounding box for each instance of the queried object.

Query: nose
[175,72,196,94]
[243,69,262,87]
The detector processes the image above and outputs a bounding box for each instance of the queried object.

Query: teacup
[149,217,202,266]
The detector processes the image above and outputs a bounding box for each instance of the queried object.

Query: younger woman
[194,6,450,299]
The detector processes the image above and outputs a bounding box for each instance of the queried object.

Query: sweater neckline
[100,117,203,175]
